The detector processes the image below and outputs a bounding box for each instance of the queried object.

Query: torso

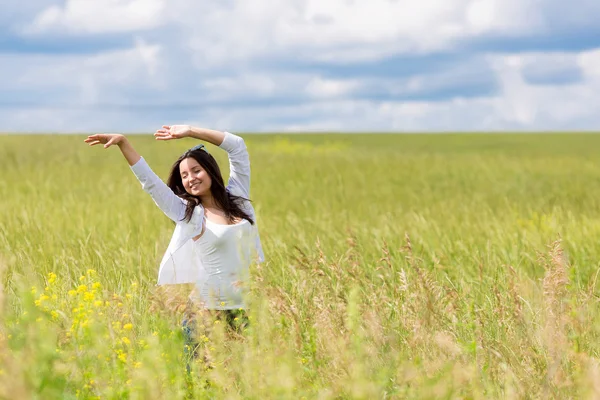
[193,207,242,241]
[190,217,253,309]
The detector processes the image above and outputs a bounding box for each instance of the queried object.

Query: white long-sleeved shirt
[130,131,264,308]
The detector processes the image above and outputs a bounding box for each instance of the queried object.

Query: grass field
[2,132,600,399]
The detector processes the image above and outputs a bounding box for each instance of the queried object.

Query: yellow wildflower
[77,284,87,293]
[121,337,131,345]
[123,323,133,331]
[92,282,101,290]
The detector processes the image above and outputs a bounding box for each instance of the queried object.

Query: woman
[84,125,264,334]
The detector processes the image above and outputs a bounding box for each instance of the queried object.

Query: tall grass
[1,133,600,398]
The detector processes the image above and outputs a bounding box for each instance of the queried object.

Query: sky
[1,0,600,133]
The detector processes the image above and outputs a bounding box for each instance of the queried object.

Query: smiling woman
[84,125,264,354]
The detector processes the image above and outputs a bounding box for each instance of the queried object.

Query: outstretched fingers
[84,135,102,146]
[154,130,173,140]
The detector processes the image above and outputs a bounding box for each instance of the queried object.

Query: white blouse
[129,131,264,309]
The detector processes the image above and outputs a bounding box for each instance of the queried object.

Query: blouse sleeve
[219,131,251,199]
[130,157,187,222]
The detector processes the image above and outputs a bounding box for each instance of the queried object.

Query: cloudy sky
[2,0,600,133]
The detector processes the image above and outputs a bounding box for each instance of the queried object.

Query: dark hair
[167,148,254,225]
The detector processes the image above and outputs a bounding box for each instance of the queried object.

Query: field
[2,132,600,399]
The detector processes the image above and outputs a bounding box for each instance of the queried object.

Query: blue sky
[1,0,600,133]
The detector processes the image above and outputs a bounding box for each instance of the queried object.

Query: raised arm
[85,133,186,222]
[155,125,251,198]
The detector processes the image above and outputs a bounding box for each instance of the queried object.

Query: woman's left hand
[154,125,191,141]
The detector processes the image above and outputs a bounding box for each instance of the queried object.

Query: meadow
[1,132,600,399]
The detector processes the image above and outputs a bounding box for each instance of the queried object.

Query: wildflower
[79,276,86,282]
[50,311,59,320]
[123,323,133,331]
[220,302,225,306]
[122,337,131,345]
[92,282,102,290]
[134,362,142,369]
[87,269,96,276]
[77,284,87,293]
[48,272,57,284]
[94,301,103,307]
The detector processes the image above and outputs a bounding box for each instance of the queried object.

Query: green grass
[2,132,600,398]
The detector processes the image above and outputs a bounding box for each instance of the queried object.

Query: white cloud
[24,0,556,64]
[3,1,600,133]
[25,0,165,35]
[0,39,162,106]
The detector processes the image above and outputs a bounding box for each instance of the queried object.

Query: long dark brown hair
[167,148,254,225]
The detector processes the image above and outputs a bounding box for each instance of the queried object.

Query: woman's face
[179,157,212,196]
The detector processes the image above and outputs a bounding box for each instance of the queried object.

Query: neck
[200,193,216,208]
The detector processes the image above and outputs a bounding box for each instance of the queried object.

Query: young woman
[84,125,264,331]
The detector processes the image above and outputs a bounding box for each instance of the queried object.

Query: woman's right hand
[84,133,127,149]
